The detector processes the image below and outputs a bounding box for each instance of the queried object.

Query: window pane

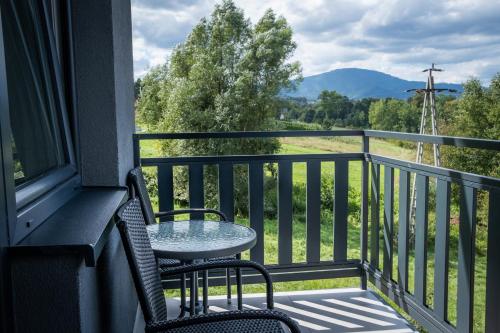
[2,0,68,186]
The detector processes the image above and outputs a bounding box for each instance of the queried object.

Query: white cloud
[132,0,500,84]
[132,32,171,77]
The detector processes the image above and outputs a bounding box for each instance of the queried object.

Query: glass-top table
[146,220,256,261]
[146,220,257,316]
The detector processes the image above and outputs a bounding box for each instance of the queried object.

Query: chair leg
[179,273,186,318]
[190,271,196,316]
[236,253,243,310]
[226,268,232,305]
[203,269,209,314]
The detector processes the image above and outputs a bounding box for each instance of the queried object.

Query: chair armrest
[146,309,301,333]
[159,259,273,309]
[155,208,228,221]
[156,258,183,269]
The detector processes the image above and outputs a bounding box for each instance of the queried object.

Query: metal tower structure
[407,64,457,222]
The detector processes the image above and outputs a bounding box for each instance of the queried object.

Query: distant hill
[284,68,463,100]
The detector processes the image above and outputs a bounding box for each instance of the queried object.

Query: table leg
[203,269,209,313]
[189,271,196,316]
[226,268,232,304]
[195,272,200,311]
[236,253,243,310]
[183,260,204,315]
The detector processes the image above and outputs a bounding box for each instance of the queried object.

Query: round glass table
[146,220,257,315]
[147,220,256,260]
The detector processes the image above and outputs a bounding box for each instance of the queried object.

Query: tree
[136,64,168,127]
[439,75,500,224]
[134,78,142,101]
[347,98,374,128]
[302,107,316,123]
[368,98,419,132]
[442,75,500,178]
[160,1,301,135]
[316,90,352,123]
[136,0,301,211]
[288,97,308,120]
[407,93,456,131]
[314,109,326,124]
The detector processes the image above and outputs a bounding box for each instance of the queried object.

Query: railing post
[434,179,450,321]
[306,160,321,263]
[133,134,140,167]
[485,189,500,333]
[457,185,477,333]
[414,175,429,305]
[398,170,410,291]
[370,163,381,271]
[249,162,265,264]
[218,163,234,222]
[360,135,369,289]
[278,161,293,265]
[383,166,394,281]
[158,164,174,221]
[334,159,349,262]
[188,163,204,220]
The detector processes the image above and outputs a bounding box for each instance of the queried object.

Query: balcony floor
[166,288,417,333]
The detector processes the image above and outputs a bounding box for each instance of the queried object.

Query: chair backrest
[128,167,156,225]
[116,198,168,324]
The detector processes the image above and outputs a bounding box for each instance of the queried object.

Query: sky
[131,0,500,84]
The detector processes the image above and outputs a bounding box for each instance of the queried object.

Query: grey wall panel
[80,265,101,333]
[10,226,137,333]
[71,0,134,186]
[111,0,135,187]
[10,254,83,332]
[97,227,138,333]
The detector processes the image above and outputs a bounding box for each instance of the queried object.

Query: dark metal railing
[133,130,500,333]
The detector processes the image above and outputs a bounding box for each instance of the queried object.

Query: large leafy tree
[160,1,300,134]
[137,0,301,211]
[442,75,500,178]
[368,98,420,133]
[136,64,168,126]
[315,90,353,128]
[439,75,500,225]
[346,98,374,128]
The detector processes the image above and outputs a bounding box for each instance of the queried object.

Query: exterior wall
[10,228,137,333]
[11,255,85,332]
[72,0,135,187]
[70,0,137,329]
[97,228,139,333]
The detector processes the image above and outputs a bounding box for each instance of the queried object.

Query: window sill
[10,187,128,266]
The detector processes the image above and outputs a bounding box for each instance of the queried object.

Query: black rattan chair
[128,167,242,311]
[116,198,301,333]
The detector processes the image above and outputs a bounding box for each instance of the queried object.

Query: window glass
[2,0,69,186]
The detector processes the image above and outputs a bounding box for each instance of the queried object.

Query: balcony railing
[133,130,500,333]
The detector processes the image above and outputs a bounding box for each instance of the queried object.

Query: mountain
[284,68,463,100]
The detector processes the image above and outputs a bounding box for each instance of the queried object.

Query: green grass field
[140,133,488,332]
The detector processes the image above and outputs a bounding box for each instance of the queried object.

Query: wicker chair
[116,199,301,333]
[128,167,243,311]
